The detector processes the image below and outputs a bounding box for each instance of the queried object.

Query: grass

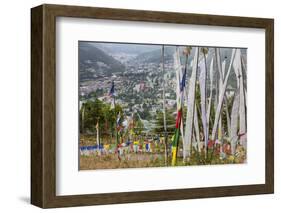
[79,146,246,170]
[80,153,167,170]
[79,134,246,170]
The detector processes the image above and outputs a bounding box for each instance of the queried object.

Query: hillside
[132,46,174,63]
[79,42,125,81]
[93,42,160,55]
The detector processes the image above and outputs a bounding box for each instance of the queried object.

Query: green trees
[134,118,144,136]
[79,99,123,142]
[153,109,175,136]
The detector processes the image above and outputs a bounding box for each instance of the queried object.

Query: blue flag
[180,68,187,92]
[109,81,115,96]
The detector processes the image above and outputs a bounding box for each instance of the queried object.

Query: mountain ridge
[79,42,125,82]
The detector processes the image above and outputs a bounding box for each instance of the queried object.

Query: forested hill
[132,46,174,63]
[79,42,125,82]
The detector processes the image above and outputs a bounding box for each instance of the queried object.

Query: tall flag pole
[215,50,231,142]
[217,50,225,145]
[96,121,100,154]
[180,49,188,162]
[172,47,186,166]
[230,90,239,155]
[194,102,201,152]
[241,56,248,108]
[109,81,119,159]
[233,49,247,148]
[81,103,85,134]
[116,111,122,160]
[221,59,226,82]
[161,45,168,166]
[211,49,237,141]
[222,60,231,138]
[174,47,186,157]
[184,47,199,159]
[172,47,184,166]
[199,47,208,157]
[232,51,240,154]
[207,58,214,132]
[238,51,247,148]
[215,49,223,146]
[224,95,231,137]
[182,46,192,162]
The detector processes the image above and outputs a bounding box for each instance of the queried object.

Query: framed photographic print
[31,4,274,208]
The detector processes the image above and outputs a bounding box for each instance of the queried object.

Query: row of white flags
[172,47,247,159]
